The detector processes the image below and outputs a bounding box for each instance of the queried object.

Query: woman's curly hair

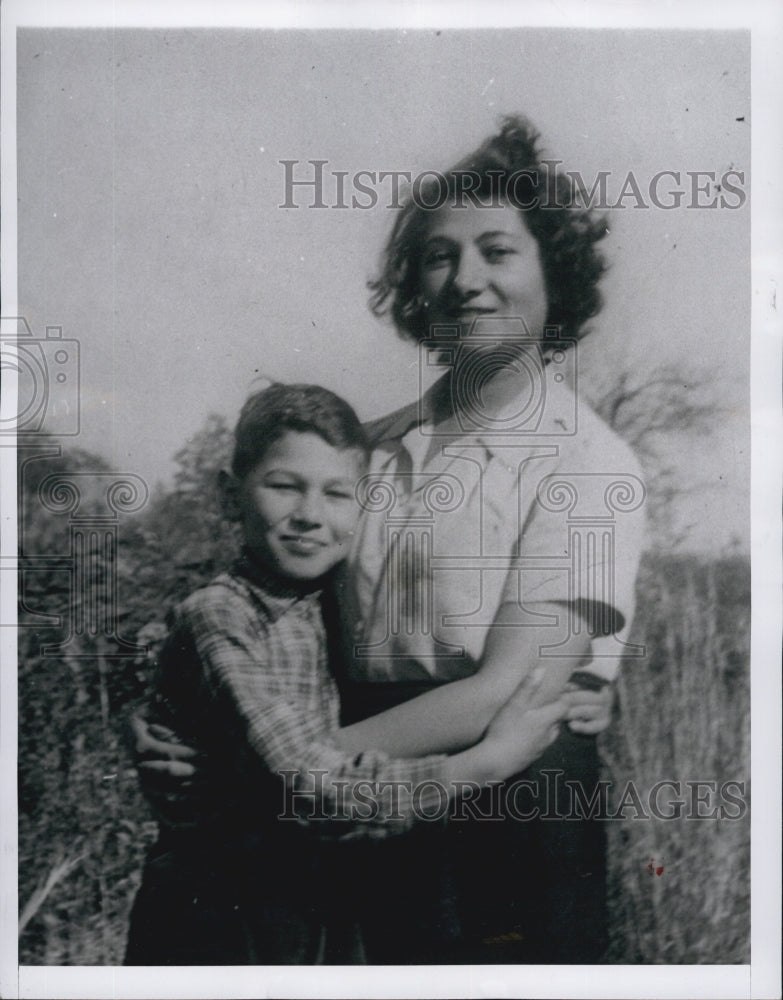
[368,115,608,345]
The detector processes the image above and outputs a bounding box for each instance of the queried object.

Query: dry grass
[602,554,750,963]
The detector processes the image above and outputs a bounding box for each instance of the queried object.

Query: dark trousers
[125,827,363,965]
[338,682,609,965]
[448,725,609,964]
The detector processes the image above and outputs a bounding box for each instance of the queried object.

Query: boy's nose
[290,490,323,527]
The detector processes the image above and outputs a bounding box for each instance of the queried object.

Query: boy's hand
[562,677,614,735]
[482,674,566,774]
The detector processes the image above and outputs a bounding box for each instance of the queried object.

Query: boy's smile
[232,431,362,582]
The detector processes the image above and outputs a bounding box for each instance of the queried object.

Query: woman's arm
[333,599,593,758]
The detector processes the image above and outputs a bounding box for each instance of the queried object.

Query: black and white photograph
[1,2,780,998]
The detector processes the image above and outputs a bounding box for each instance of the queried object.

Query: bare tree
[589,364,732,548]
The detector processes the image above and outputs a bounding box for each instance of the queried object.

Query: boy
[126,383,570,965]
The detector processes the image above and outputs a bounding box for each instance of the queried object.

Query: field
[16,443,750,965]
[603,554,750,964]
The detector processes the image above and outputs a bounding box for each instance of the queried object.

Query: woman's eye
[326,489,353,501]
[422,247,455,267]
[267,481,298,492]
[484,245,514,261]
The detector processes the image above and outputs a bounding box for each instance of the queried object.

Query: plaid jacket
[151,553,449,839]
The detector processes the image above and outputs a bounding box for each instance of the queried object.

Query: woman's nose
[451,248,487,297]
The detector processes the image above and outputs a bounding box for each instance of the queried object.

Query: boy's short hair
[231,383,369,479]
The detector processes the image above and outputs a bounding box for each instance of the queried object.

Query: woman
[133,115,645,964]
[322,115,646,964]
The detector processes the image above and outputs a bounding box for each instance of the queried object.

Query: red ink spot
[655,866,664,877]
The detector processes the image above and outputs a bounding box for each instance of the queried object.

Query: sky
[15,26,750,552]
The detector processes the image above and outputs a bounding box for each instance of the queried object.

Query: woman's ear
[218,469,242,522]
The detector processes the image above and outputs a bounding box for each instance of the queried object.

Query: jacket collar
[231,550,324,622]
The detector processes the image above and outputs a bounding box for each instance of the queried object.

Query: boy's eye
[326,488,354,501]
[267,481,299,492]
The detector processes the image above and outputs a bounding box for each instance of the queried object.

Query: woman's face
[417,201,549,347]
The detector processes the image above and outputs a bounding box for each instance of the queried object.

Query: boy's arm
[333,599,593,758]
[180,593,526,834]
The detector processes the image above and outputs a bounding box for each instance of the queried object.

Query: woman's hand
[562,678,615,735]
[129,712,199,776]
[128,711,207,826]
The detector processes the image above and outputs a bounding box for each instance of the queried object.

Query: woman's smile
[419,201,549,345]
[446,304,497,320]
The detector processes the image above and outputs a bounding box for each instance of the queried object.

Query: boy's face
[232,431,362,582]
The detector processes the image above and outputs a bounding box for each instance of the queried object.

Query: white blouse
[345,361,647,684]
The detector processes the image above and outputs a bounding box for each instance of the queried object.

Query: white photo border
[1,1,780,998]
